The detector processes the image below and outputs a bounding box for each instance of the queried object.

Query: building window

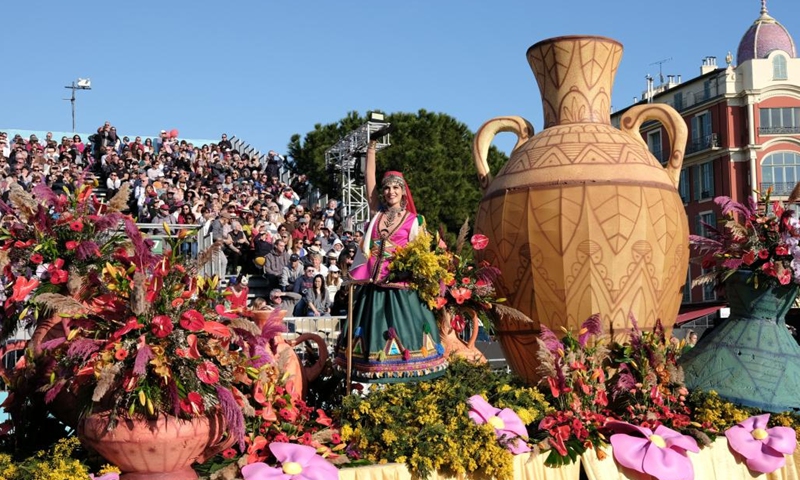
[773,55,788,80]
[648,130,663,164]
[689,112,716,154]
[682,270,691,303]
[702,268,717,301]
[692,161,714,201]
[679,169,690,204]
[761,151,800,195]
[759,107,800,135]
[695,211,716,237]
[674,92,684,111]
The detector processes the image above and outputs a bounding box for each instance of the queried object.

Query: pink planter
[79,411,231,480]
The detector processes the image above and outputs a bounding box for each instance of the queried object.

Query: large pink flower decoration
[470,234,489,250]
[467,394,530,454]
[608,422,699,480]
[725,414,797,473]
[241,442,339,480]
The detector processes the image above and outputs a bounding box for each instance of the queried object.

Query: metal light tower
[64,78,92,132]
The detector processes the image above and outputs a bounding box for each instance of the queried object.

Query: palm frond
[106,183,131,213]
[788,182,800,204]
[32,292,90,315]
[691,272,719,288]
[491,303,536,324]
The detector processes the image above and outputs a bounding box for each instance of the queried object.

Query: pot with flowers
[1,181,267,479]
[389,221,505,364]
[686,189,800,412]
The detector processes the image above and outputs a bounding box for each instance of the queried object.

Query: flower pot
[680,271,800,412]
[472,35,689,383]
[439,309,487,364]
[582,437,799,480]
[78,411,232,480]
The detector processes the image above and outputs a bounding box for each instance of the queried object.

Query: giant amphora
[473,35,689,384]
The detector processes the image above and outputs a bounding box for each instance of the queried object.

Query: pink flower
[69,220,84,232]
[150,315,174,338]
[30,253,44,264]
[742,250,756,265]
[725,414,797,474]
[65,240,79,250]
[450,287,472,305]
[222,448,237,459]
[608,421,698,480]
[241,442,338,480]
[197,361,220,384]
[468,394,530,454]
[470,234,489,250]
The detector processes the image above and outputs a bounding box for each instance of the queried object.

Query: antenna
[650,57,672,84]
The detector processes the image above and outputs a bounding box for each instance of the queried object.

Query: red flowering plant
[1,183,272,455]
[691,188,800,289]
[534,315,611,466]
[0,180,131,341]
[606,316,693,435]
[433,220,502,335]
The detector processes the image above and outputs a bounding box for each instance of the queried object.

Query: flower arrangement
[0,437,120,480]
[0,180,132,340]
[691,189,800,288]
[534,315,610,465]
[388,229,453,309]
[0,180,272,457]
[337,359,549,479]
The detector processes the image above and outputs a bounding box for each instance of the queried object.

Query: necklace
[383,207,405,229]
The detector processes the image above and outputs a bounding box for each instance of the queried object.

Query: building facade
[611,1,800,306]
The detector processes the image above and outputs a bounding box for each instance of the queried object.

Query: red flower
[30,253,44,264]
[196,361,220,384]
[176,334,201,359]
[114,348,128,361]
[69,220,84,232]
[150,315,174,338]
[776,245,789,256]
[222,448,236,459]
[113,317,143,340]
[13,239,34,249]
[450,287,472,304]
[758,249,770,260]
[179,391,205,415]
[434,297,448,309]
[331,433,342,444]
[49,267,68,284]
[451,314,465,333]
[279,407,298,422]
[742,250,756,265]
[179,309,205,331]
[778,267,792,285]
[9,277,39,303]
[461,277,472,285]
[470,234,489,250]
[65,240,79,250]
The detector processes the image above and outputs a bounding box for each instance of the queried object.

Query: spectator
[106,171,121,198]
[281,253,304,291]
[225,219,250,274]
[304,274,330,317]
[292,264,316,295]
[326,265,342,303]
[322,199,341,231]
[263,237,290,291]
[218,133,233,152]
[291,173,310,200]
[211,211,233,275]
[265,150,283,179]
[291,217,315,248]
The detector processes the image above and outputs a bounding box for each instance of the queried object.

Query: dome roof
[737,1,796,65]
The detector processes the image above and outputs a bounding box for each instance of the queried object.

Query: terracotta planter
[30,315,72,356]
[473,35,689,383]
[79,411,232,480]
[439,309,486,364]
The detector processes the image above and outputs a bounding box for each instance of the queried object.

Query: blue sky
[1,0,797,156]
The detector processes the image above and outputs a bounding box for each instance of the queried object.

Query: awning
[675,305,724,325]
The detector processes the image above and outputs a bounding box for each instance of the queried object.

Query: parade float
[0,33,798,480]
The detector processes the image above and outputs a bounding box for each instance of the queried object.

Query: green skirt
[335,284,448,383]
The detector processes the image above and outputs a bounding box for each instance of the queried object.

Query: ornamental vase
[472,35,689,385]
[680,271,800,412]
[78,411,233,480]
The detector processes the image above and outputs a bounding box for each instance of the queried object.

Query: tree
[287,109,508,236]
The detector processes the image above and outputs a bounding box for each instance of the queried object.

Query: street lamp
[64,78,92,132]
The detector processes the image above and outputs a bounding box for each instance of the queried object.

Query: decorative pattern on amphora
[473,36,689,385]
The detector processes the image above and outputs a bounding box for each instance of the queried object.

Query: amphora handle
[473,116,534,192]
[619,104,688,189]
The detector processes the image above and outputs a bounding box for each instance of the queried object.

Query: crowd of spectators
[0,123,362,315]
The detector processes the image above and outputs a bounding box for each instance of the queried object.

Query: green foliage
[287,110,508,235]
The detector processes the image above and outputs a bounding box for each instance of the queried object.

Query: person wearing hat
[325,264,342,304]
[280,253,304,292]
[317,225,338,252]
[150,202,174,234]
[335,140,447,383]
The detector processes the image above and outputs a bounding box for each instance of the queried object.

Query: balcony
[686,133,719,155]
[663,86,721,112]
[760,182,798,196]
[759,126,800,135]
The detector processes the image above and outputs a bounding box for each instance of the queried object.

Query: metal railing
[759,182,798,196]
[664,85,721,112]
[686,133,719,155]
[759,126,800,135]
